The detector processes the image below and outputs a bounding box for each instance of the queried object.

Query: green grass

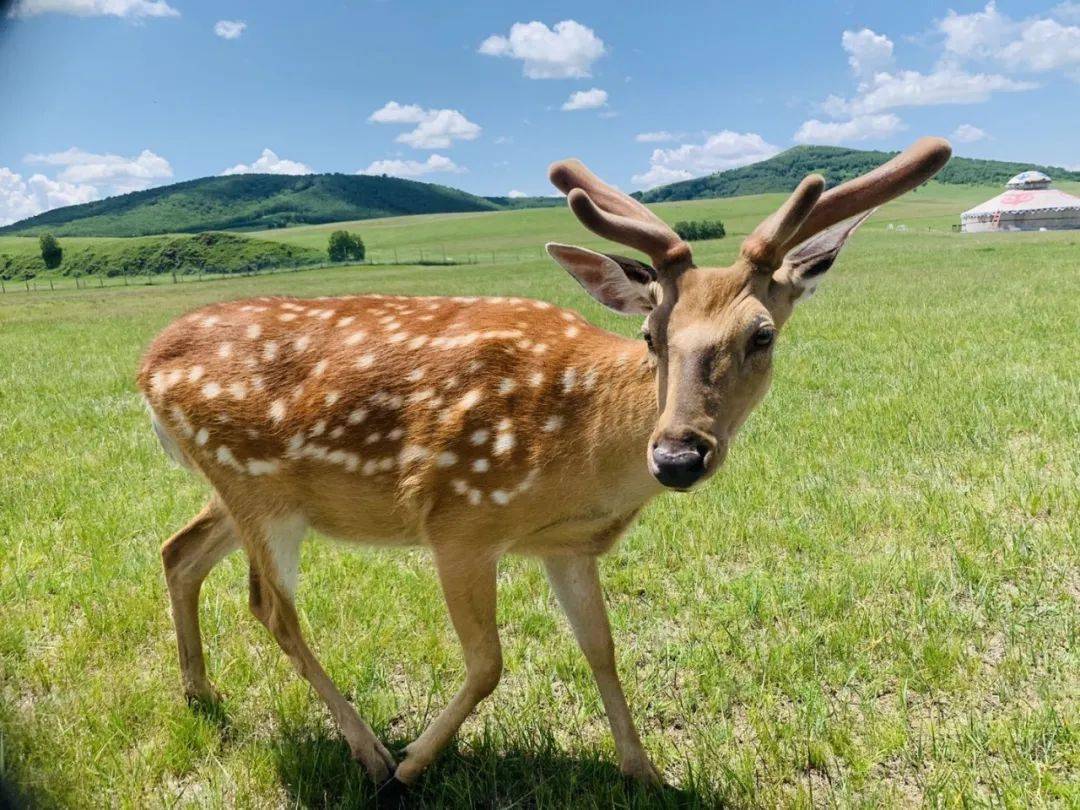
[1,188,1077,808]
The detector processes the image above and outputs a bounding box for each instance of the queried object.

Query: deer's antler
[549,159,693,272]
[743,137,953,268]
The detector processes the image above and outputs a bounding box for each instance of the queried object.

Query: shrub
[40,233,63,269]
[328,230,366,263]
[673,220,726,241]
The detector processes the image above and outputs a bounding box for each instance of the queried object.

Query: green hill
[0,231,323,280]
[0,173,559,238]
[636,145,1080,203]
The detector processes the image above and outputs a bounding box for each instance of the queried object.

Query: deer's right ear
[545,243,658,315]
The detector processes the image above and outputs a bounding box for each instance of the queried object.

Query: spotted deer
[139,137,950,786]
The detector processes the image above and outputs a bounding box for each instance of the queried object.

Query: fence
[0,247,552,296]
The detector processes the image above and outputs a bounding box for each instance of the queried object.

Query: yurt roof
[962,187,1080,218]
[1006,170,1052,189]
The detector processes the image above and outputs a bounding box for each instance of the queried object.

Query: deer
[138,137,951,788]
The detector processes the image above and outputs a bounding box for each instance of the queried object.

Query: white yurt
[961,171,1080,232]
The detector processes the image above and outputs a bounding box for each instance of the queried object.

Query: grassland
[0,187,1077,808]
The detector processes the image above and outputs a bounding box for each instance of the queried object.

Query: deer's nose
[649,433,713,490]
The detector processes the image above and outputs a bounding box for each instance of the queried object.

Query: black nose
[651,437,709,489]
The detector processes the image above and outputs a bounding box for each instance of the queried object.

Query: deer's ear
[772,210,874,300]
[545,243,658,315]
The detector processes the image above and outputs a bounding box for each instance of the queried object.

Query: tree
[328,231,365,263]
[40,233,63,269]
[674,220,725,241]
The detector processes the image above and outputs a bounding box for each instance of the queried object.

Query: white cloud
[635,131,683,143]
[360,154,464,178]
[8,0,178,19]
[220,148,312,176]
[478,20,605,79]
[561,87,608,111]
[0,167,101,226]
[25,147,173,193]
[631,131,780,190]
[826,67,1034,116]
[369,102,481,149]
[368,101,428,124]
[939,2,1080,74]
[214,20,246,40]
[842,28,894,77]
[794,114,905,145]
[952,123,988,143]
[507,189,527,198]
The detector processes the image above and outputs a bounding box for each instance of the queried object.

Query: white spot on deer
[262,341,279,362]
[543,415,563,432]
[517,467,539,493]
[318,310,335,321]
[498,378,517,395]
[309,420,327,437]
[451,479,468,494]
[324,391,341,407]
[246,323,262,340]
[387,332,409,344]
[356,353,376,369]
[294,335,312,352]
[565,325,580,338]
[218,342,234,359]
[269,399,287,423]
[378,457,396,472]
[248,459,280,476]
[458,389,482,411]
[215,445,243,471]
[279,313,298,322]
[418,314,435,322]
[467,489,482,506]
[303,443,328,461]
[285,433,305,458]
[164,369,183,389]
[362,459,378,476]
[408,388,435,404]
[532,343,548,355]
[291,384,306,401]
[202,382,222,399]
[582,368,598,391]
[347,408,368,425]
[467,361,483,373]
[228,382,247,400]
[407,335,428,350]
[330,425,345,439]
[493,432,515,456]
[470,429,489,446]
[384,320,402,332]
[187,365,206,384]
[491,490,510,505]
[444,375,460,389]
[168,406,194,437]
[472,458,490,473]
[387,427,404,441]
[344,330,367,346]
[561,311,576,322]
[195,427,209,446]
[436,451,458,468]
[202,315,220,328]
[336,316,356,328]
[529,371,544,387]
[399,444,430,466]
[561,369,577,393]
[365,432,381,445]
[532,301,551,310]
[406,368,426,383]
[310,359,329,378]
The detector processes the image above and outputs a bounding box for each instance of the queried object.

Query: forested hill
[0,173,560,238]
[636,145,1080,203]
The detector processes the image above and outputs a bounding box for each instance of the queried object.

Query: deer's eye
[750,327,776,352]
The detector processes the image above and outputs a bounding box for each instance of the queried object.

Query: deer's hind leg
[161,496,239,703]
[241,513,396,783]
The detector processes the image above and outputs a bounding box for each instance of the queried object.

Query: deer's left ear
[772,210,874,300]
[545,243,658,315]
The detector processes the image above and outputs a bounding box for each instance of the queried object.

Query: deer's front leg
[544,554,661,785]
[394,546,502,784]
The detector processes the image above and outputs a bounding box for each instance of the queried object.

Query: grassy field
[0,189,1077,808]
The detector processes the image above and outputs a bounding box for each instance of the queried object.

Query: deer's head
[547,137,951,491]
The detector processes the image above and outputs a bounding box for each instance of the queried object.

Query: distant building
[961,171,1080,232]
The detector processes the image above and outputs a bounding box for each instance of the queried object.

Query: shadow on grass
[274,728,719,809]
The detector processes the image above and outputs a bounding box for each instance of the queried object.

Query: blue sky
[1,0,1078,224]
